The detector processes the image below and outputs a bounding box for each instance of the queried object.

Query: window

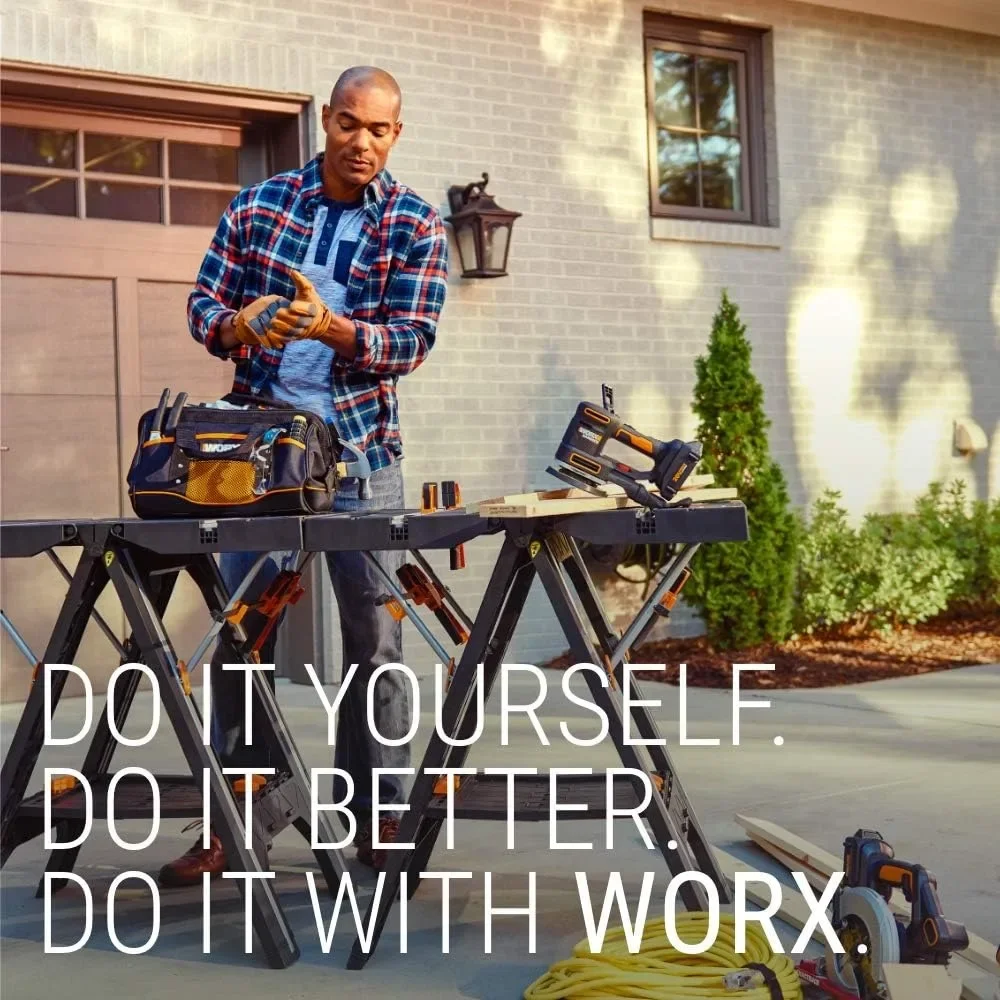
[643,12,769,225]
[0,61,310,226]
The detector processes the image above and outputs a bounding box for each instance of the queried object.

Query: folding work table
[0,498,748,970]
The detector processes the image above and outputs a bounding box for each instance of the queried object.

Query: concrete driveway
[2,664,998,999]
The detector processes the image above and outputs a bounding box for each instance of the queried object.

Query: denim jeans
[210,460,409,820]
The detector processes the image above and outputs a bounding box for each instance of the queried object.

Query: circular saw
[797,829,969,1000]
[824,887,900,998]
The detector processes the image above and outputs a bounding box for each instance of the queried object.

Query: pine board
[735,815,1000,978]
[883,964,962,1000]
[474,486,738,518]
[467,473,716,514]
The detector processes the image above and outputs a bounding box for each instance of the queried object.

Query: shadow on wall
[785,37,999,514]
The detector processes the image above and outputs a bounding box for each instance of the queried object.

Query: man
[159,66,448,886]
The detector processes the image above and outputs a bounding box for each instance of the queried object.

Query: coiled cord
[523,912,802,999]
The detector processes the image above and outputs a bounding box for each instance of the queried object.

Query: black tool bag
[126,390,339,519]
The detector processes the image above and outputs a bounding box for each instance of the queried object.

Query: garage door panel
[137,280,235,400]
[0,275,116,396]
[0,394,120,521]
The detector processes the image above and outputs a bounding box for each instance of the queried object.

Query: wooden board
[735,815,1000,978]
[474,486,738,518]
[883,964,962,1000]
[711,845,993,1000]
[744,833,832,893]
[468,473,716,514]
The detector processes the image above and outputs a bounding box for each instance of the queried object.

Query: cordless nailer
[547,397,703,509]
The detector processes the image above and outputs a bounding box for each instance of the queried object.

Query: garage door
[0,97,292,702]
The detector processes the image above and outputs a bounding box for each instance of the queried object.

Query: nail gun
[547,400,703,509]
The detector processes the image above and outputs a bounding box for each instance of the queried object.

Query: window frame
[0,60,311,227]
[643,12,769,226]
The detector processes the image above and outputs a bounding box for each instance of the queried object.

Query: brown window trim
[1,60,313,226]
[1,59,311,126]
[643,11,769,226]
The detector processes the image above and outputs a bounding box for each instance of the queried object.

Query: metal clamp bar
[184,550,284,673]
[361,552,453,665]
[609,543,700,668]
[409,549,475,630]
[0,609,40,667]
[45,549,128,659]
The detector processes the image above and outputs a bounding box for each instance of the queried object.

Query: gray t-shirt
[270,196,365,423]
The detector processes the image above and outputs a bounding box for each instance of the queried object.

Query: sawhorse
[0,517,343,969]
[341,500,750,969]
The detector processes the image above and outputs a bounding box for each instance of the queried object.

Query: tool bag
[126,390,339,519]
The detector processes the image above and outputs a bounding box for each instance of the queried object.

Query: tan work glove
[266,271,334,342]
[232,294,292,349]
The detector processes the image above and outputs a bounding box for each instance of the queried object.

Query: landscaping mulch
[540,612,1000,688]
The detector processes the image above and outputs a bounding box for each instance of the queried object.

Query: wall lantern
[446,172,521,278]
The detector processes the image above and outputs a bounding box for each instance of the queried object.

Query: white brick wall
[3,0,999,665]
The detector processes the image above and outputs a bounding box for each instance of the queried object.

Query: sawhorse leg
[347,536,536,970]
[102,539,300,969]
[1,550,108,866]
[41,563,180,894]
[532,533,729,906]
[185,552,346,892]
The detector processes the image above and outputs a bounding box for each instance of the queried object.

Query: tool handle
[433,604,469,646]
[164,391,188,432]
[613,422,660,459]
[150,388,170,438]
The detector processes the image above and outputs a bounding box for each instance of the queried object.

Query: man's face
[321,83,402,191]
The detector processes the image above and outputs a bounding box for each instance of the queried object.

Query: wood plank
[711,846,993,1000]
[744,833,832,893]
[736,814,841,874]
[884,964,962,1000]
[476,486,737,518]
[736,815,1000,978]
[467,473,716,512]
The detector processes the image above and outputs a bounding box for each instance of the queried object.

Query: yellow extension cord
[523,912,803,1000]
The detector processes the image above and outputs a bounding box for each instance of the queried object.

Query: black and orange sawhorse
[0,498,747,971]
[301,500,751,970]
[0,507,493,968]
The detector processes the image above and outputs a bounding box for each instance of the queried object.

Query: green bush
[793,481,999,636]
[906,480,1000,612]
[683,290,800,649]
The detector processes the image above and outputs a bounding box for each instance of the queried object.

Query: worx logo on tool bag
[199,441,243,454]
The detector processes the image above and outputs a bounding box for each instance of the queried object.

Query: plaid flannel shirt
[187,154,449,472]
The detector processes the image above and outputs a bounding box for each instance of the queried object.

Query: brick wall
[4,0,999,665]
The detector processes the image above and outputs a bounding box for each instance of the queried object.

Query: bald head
[330,66,402,119]
[320,65,404,200]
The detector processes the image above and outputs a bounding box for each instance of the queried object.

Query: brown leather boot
[355,818,399,871]
[158,830,227,888]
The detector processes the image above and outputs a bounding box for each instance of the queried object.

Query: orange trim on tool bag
[583,407,611,424]
[195,433,246,440]
[276,437,305,449]
[130,486,325,505]
[142,436,175,447]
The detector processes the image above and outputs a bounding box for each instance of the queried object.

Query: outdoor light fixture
[446,172,521,278]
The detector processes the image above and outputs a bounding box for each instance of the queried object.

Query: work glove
[265,270,335,342]
[232,295,292,349]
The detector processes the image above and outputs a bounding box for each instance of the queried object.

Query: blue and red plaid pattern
[187,154,449,471]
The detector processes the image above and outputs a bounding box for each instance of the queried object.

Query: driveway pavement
[2,664,998,999]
